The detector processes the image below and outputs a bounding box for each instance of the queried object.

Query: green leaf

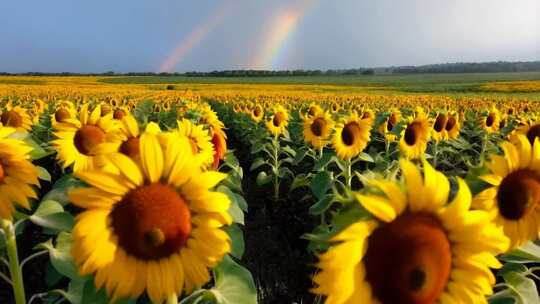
[311,171,332,200]
[256,171,271,187]
[37,166,52,182]
[30,200,74,232]
[502,271,540,304]
[81,278,109,304]
[42,174,84,206]
[313,152,334,171]
[309,194,334,215]
[40,232,80,280]
[224,225,245,259]
[281,145,296,157]
[290,174,311,192]
[217,186,247,222]
[227,198,244,225]
[211,255,257,304]
[249,158,266,171]
[356,152,374,163]
[500,241,540,263]
[292,148,308,165]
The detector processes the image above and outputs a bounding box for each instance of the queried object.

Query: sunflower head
[332,113,371,160]
[266,106,289,137]
[303,111,334,149]
[69,130,231,302]
[431,112,448,142]
[0,126,39,219]
[482,108,500,133]
[399,114,431,159]
[473,134,540,249]
[313,159,509,303]
[0,106,33,132]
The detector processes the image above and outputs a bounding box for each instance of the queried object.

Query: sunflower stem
[0,219,26,304]
[345,159,352,188]
[272,135,280,202]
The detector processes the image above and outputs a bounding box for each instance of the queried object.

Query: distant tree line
[1,61,538,77]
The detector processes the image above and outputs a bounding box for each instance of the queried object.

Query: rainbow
[250,0,316,70]
[158,4,231,73]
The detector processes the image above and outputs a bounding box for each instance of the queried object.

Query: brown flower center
[387,113,398,132]
[433,114,447,132]
[119,137,140,158]
[273,112,286,127]
[253,106,261,117]
[364,213,452,304]
[73,125,106,156]
[113,109,126,120]
[341,122,361,146]
[497,169,540,220]
[404,122,423,146]
[55,108,71,122]
[310,118,326,137]
[445,117,456,131]
[526,124,540,146]
[1,110,23,128]
[110,183,191,260]
[485,113,496,127]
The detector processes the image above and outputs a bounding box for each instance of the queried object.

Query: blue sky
[1,0,538,73]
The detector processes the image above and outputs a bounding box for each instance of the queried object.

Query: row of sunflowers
[0,94,256,304]
[212,93,540,304]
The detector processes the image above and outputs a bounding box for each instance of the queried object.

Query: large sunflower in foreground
[332,113,371,160]
[303,111,334,149]
[399,114,431,159]
[313,159,509,304]
[473,134,540,249]
[52,104,120,172]
[69,131,231,302]
[266,105,289,137]
[0,127,39,219]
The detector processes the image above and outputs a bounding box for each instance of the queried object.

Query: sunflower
[250,105,264,122]
[473,134,540,249]
[313,159,509,304]
[265,106,289,137]
[515,119,540,146]
[431,112,448,142]
[0,127,39,219]
[52,102,77,127]
[175,119,214,168]
[305,103,323,118]
[330,102,340,113]
[445,111,460,139]
[1,105,33,132]
[332,113,371,160]
[399,113,431,159]
[303,111,334,149]
[377,110,400,142]
[482,108,500,133]
[68,131,231,302]
[52,104,120,172]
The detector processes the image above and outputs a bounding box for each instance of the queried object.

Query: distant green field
[99,72,540,98]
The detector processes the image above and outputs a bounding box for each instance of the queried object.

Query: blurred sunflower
[52,104,120,172]
[69,132,231,303]
[332,113,371,160]
[0,127,39,219]
[445,111,460,139]
[266,105,289,137]
[305,103,323,118]
[250,104,264,122]
[431,112,448,142]
[200,109,228,169]
[473,134,540,249]
[515,119,540,146]
[399,113,431,159]
[176,119,214,168]
[482,108,500,133]
[303,111,334,149]
[52,102,77,126]
[313,159,508,303]
[1,105,33,132]
[378,110,400,142]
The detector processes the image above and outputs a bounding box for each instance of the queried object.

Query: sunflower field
[1,78,540,304]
